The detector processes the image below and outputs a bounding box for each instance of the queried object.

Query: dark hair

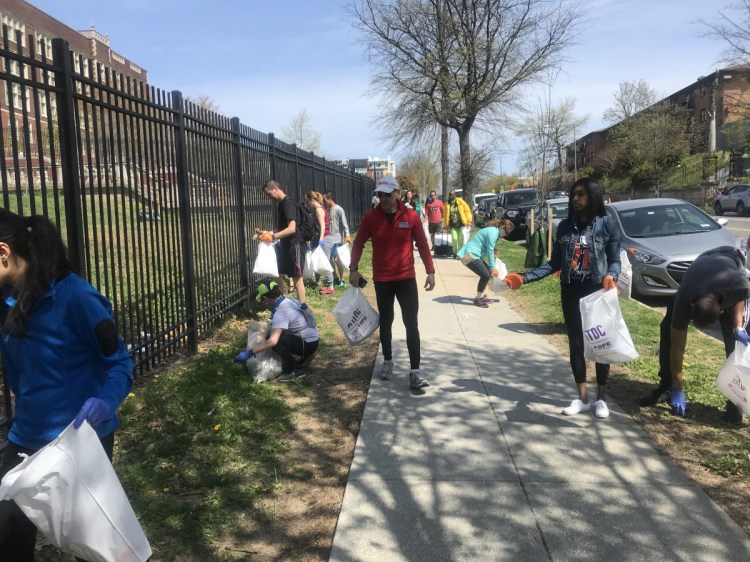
[691,294,722,328]
[0,209,73,336]
[324,191,336,203]
[568,178,606,220]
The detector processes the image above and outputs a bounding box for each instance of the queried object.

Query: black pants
[274,329,319,368]
[560,280,610,386]
[465,258,492,293]
[657,296,743,418]
[375,277,421,370]
[0,432,115,562]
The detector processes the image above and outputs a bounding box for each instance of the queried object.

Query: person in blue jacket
[505,178,621,419]
[0,209,133,561]
[456,219,514,308]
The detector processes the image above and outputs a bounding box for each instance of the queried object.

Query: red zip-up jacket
[350,201,435,282]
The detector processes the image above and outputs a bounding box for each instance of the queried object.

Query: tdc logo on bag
[584,325,613,351]
[731,374,748,405]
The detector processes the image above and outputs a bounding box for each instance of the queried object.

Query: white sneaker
[594,400,610,419]
[380,360,394,380]
[562,398,591,416]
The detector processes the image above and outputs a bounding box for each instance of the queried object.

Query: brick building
[566,66,750,174]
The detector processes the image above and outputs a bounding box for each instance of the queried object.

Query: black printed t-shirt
[276,196,304,247]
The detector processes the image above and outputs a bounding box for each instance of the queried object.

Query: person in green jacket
[457,219,514,307]
[443,190,473,258]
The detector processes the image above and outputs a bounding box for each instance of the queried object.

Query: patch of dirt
[506,299,750,537]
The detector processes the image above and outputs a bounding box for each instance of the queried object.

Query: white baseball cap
[373,175,399,194]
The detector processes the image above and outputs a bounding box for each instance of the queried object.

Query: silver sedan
[606,198,742,297]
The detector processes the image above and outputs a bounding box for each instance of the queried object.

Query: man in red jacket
[349,175,436,389]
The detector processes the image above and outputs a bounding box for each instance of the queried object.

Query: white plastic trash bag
[616,248,632,299]
[579,288,639,363]
[461,225,472,243]
[716,346,750,415]
[311,246,334,275]
[0,422,152,562]
[252,241,279,277]
[490,259,509,293]
[337,243,352,269]
[245,321,283,381]
[434,232,451,247]
[333,287,380,344]
[303,249,315,280]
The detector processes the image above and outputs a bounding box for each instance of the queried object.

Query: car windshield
[505,191,537,207]
[475,194,497,205]
[549,202,568,218]
[615,203,720,238]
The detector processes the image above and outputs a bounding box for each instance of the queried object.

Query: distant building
[335,156,397,182]
[566,66,750,174]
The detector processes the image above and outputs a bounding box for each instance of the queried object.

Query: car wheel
[714,201,724,216]
[738,201,746,217]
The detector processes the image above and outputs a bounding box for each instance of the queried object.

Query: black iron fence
[0,31,373,440]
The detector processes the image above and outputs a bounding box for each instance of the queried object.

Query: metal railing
[0,30,373,442]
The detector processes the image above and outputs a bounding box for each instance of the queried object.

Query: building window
[36,33,52,59]
[700,109,707,123]
[1,16,26,47]
[700,85,708,97]
[687,115,695,133]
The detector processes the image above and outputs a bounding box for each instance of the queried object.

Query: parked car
[473,197,496,227]
[714,183,750,216]
[491,188,539,239]
[546,190,568,200]
[524,197,569,245]
[606,198,742,297]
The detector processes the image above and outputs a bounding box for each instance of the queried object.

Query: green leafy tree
[608,101,691,189]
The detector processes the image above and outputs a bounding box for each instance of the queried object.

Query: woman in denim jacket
[505,178,621,419]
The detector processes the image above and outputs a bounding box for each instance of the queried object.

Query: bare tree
[517,96,587,192]
[281,108,322,153]
[186,94,220,112]
[602,80,659,125]
[350,0,583,201]
[699,1,750,65]
[399,148,442,194]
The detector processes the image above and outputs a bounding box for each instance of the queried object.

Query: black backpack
[296,201,319,242]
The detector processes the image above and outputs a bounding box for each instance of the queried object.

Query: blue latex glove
[735,327,750,345]
[669,389,686,417]
[234,349,254,363]
[74,397,113,429]
[309,240,319,250]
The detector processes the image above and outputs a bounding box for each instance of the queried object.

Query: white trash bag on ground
[0,422,152,562]
[490,259,509,293]
[252,241,279,277]
[245,321,283,381]
[579,288,639,363]
[716,345,750,416]
[333,287,379,344]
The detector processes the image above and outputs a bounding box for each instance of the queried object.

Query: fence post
[268,133,276,179]
[52,38,85,274]
[231,117,248,290]
[294,144,300,197]
[171,90,198,353]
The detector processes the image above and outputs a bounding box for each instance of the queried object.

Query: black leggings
[0,433,115,562]
[375,277,421,369]
[465,258,492,293]
[560,281,610,386]
[275,330,319,364]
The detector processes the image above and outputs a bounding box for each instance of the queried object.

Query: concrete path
[330,253,750,561]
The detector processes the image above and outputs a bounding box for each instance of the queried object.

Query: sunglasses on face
[379,191,397,198]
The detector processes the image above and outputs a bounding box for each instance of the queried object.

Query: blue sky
[29,0,733,174]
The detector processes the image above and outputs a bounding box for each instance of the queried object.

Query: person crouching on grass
[456,219,514,308]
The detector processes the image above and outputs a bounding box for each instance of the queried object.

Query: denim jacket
[522,215,621,285]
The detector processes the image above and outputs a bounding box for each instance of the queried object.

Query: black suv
[492,188,540,239]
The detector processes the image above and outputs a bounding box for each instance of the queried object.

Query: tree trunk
[457,124,474,202]
[441,125,450,200]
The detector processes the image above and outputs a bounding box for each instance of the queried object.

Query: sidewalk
[330,254,750,561]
